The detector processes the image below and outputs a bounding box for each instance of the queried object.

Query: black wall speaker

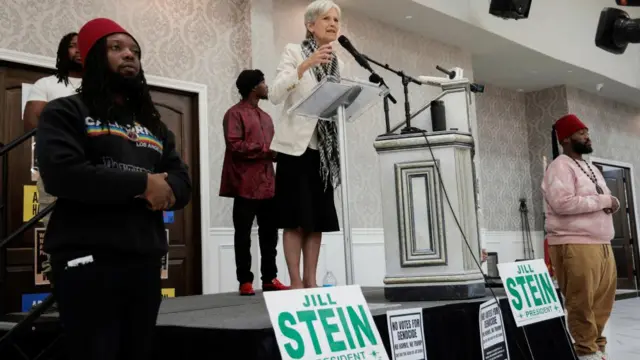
[489,0,532,20]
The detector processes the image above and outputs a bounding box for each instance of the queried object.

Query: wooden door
[596,164,636,289]
[0,63,55,315]
[149,88,201,298]
[0,61,202,315]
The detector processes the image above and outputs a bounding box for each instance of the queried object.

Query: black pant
[50,252,162,360]
[233,197,278,283]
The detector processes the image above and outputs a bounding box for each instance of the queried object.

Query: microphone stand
[362,54,423,134]
[368,73,395,134]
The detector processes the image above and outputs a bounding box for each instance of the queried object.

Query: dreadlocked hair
[55,32,79,86]
[77,37,167,140]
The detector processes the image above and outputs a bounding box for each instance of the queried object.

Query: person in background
[36,18,191,360]
[542,114,618,360]
[268,0,343,289]
[24,32,83,132]
[219,69,289,296]
[24,31,83,227]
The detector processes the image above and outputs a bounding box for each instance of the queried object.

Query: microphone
[338,35,374,73]
[617,0,640,5]
[337,35,397,104]
[435,65,456,80]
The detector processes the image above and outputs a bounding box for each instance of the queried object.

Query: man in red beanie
[36,18,191,360]
[542,114,618,360]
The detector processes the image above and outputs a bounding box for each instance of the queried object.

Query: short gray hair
[304,0,342,38]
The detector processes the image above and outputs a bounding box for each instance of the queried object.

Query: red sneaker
[239,282,255,296]
[262,278,290,291]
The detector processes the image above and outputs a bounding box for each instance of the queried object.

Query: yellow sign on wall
[23,185,39,222]
[162,288,175,298]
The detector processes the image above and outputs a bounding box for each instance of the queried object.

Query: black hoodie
[35,94,191,258]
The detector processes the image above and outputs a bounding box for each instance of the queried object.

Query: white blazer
[269,43,344,156]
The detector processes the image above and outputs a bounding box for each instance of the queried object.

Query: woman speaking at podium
[269,0,344,289]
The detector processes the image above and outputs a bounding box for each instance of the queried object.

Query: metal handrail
[0,129,36,157]
[0,294,56,352]
[0,129,58,358]
[0,202,55,250]
[0,128,47,252]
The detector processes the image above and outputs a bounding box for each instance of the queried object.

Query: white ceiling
[339,0,640,107]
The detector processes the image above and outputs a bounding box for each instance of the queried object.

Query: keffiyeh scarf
[301,37,341,191]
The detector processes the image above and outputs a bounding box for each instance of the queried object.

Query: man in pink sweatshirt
[542,114,619,360]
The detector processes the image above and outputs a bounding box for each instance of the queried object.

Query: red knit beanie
[554,114,587,142]
[77,18,138,66]
[551,114,588,159]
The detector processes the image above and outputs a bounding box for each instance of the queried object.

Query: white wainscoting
[205,228,544,294]
[481,229,546,264]
[207,228,385,294]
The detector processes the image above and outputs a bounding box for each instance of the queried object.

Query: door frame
[590,156,640,290]
[0,47,215,294]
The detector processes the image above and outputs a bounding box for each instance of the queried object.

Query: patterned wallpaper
[474,85,572,231]
[566,87,640,223]
[272,0,473,228]
[0,0,472,228]
[475,86,534,231]
[475,83,640,232]
[0,0,252,227]
[12,0,630,233]
[524,86,569,230]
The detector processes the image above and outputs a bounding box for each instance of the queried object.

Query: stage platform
[1,286,581,360]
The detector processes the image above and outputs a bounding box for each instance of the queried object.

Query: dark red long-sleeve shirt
[219,100,275,199]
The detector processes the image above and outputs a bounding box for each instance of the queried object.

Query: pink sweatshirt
[541,155,617,245]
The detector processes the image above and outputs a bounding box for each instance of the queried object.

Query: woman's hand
[298,44,333,78]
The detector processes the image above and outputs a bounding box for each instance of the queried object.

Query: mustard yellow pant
[549,244,617,356]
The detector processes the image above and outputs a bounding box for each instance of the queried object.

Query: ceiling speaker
[489,0,532,20]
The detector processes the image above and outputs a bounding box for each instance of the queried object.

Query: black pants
[50,252,162,360]
[233,197,278,283]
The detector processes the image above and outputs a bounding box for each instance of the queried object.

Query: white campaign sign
[386,308,427,360]
[478,299,510,360]
[497,259,564,327]
[264,285,389,360]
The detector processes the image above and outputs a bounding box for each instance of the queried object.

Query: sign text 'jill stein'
[497,259,564,327]
[265,285,388,360]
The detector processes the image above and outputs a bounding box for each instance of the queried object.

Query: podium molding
[374,131,485,301]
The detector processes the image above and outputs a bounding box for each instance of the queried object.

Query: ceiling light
[517,89,524,92]
[405,15,413,19]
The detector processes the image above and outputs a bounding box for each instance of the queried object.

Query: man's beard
[106,70,144,99]
[68,60,83,73]
[571,139,593,154]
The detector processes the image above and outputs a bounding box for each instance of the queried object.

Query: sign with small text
[386,308,427,360]
[163,211,174,224]
[497,259,564,327]
[162,288,175,298]
[22,293,49,312]
[161,229,169,279]
[34,228,50,285]
[23,185,39,222]
[478,299,510,360]
[264,285,388,360]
